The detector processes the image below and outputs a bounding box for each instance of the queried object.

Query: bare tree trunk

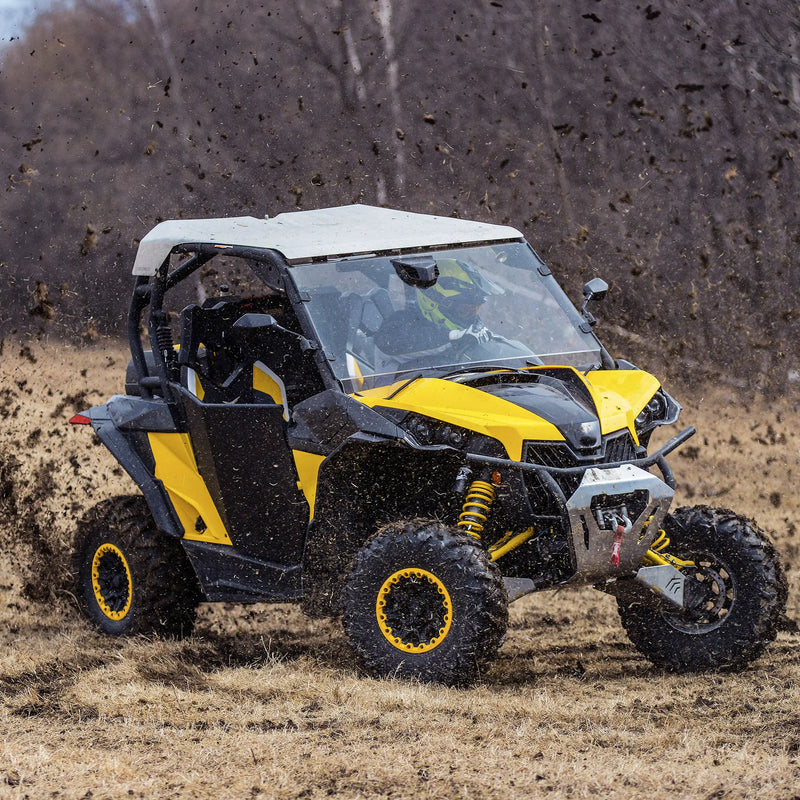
[341,25,369,106]
[376,0,406,197]
[790,30,800,107]
[337,0,390,204]
[531,8,578,243]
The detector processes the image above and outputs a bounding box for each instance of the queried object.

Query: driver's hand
[449,323,491,344]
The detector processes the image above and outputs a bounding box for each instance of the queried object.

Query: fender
[74,395,184,538]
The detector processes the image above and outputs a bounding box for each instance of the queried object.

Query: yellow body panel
[148,432,232,545]
[583,369,661,442]
[292,450,326,520]
[356,366,661,459]
[357,376,560,461]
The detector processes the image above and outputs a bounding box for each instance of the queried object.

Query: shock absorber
[153,311,177,377]
[457,476,497,540]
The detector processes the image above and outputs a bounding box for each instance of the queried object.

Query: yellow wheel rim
[91,543,133,621]
[376,568,453,653]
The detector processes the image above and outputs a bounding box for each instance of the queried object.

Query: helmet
[417,259,503,330]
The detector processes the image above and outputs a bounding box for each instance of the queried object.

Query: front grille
[523,442,575,470]
[523,430,638,513]
[525,430,637,469]
[604,431,638,463]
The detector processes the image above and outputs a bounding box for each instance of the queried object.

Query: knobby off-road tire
[617,505,787,671]
[73,495,201,638]
[343,520,508,686]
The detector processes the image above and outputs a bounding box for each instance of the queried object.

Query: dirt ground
[0,338,798,800]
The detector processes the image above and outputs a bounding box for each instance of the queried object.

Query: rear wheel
[343,520,507,686]
[73,495,201,637]
[618,506,787,671]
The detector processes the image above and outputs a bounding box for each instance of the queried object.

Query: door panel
[178,387,309,565]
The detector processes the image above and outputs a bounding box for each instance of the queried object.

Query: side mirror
[392,255,439,289]
[582,277,609,303]
[580,278,609,328]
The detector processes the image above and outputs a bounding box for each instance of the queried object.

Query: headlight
[635,394,665,429]
[634,389,681,436]
[401,413,504,456]
[403,413,469,447]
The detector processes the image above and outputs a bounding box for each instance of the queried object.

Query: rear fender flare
[84,400,184,538]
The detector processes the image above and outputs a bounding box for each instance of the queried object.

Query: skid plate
[565,464,674,583]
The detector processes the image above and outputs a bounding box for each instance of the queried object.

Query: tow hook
[609,514,632,568]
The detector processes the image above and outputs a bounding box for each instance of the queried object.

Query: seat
[341,288,395,380]
[227,306,325,410]
[308,286,349,358]
[363,287,394,332]
[179,299,252,403]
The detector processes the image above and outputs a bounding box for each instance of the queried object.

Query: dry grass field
[0,339,798,800]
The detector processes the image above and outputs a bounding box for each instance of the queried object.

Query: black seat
[178,299,253,402]
[342,288,395,376]
[362,287,394,334]
[180,295,326,407]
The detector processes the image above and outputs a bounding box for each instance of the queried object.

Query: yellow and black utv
[71,205,786,685]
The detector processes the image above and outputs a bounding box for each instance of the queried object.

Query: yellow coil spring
[650,529,670,552]
[457,480,496,540]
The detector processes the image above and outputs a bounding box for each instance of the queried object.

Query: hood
[475,375,601,452]
[356,366,661,460]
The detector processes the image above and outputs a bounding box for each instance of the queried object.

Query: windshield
[290,242,602,391]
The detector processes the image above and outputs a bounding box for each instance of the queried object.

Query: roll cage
[128,242,619,407]
[126,244,341,406]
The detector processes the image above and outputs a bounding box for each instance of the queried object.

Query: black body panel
[107,393,178,432]
[182,540,302,603]
[290,389,406,455]
[85,398,183,538]
[476,373,601,452]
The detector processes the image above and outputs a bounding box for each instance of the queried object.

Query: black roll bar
[125,244,341,400]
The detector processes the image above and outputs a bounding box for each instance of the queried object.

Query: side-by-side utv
[70,205,786,685]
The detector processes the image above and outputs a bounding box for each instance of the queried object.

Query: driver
[374,259,502,357]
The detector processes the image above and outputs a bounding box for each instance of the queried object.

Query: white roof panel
[132,204,523,276]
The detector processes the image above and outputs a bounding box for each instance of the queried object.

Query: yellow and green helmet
[417,259,504,330]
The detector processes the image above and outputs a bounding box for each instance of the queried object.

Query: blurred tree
[0,0,798,387]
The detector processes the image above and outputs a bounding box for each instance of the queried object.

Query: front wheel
[343,520,508,686]
[618,506,787,671]
[73,496,201,638]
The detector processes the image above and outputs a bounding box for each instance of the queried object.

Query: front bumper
[464,426,695,584]
[464,425,696,498]
[563,463,673,582]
